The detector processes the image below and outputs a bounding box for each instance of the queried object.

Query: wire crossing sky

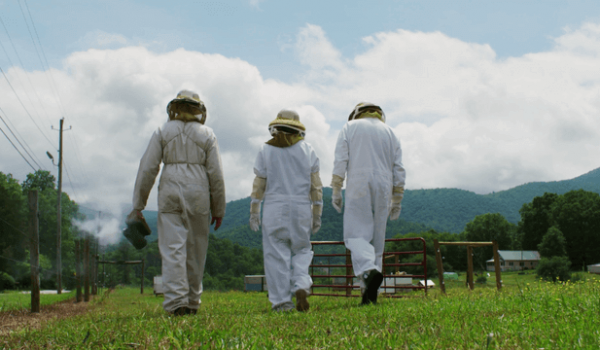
[1,0,600,213]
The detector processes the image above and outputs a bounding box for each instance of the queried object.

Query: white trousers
[157,211,209,312]
[343,173,391,286]
[262,196,314,309]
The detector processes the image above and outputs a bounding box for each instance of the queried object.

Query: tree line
[387,189,600,281]
[2,169,598,291]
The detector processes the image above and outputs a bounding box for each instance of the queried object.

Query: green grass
[2,272,600,349]
[0,290,76,312]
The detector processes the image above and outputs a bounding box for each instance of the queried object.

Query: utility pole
[52,118,71,294]
[28,190,40,313]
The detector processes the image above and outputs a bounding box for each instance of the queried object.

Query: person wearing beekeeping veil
[131,90,226,316]
[331,102,405,306]
[249,109,322,312]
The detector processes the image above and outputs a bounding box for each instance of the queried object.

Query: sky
[2,0,600,218]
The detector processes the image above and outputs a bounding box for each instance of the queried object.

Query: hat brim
[268,118,306,131]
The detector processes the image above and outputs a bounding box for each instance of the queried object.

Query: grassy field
[0,290,76,312]
[2,272,600,349]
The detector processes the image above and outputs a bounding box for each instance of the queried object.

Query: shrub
[536,256,571,282]
[0,272,16,291]
[476,275,487,284]
[570,273,583,283]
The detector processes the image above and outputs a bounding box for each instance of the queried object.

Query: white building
[486,251,541,271]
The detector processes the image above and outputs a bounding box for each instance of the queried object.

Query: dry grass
[0,296,97,336]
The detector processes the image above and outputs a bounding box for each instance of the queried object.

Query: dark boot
[172,307,192,316]
[362,270,384,305]
[295,289,310,312]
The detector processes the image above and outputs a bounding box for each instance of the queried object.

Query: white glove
[389,190,403,221]
[332,188,343,214]
[389,202,402,220]
[331,175,344,214]
[312,205,322,234]
[249,212,261,232]
[249,202,261,232]
[312,216,321,234]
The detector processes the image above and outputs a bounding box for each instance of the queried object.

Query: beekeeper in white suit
[331,102,405,305]
[249,110,322,312]
[131,90,226,316]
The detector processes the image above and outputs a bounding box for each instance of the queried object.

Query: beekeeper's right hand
[331,175,344,213]
[249,211,261,232]
[249,176,266,232]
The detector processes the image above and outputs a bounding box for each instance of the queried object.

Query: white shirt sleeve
[332,125,349,178]
[392,135,406,188]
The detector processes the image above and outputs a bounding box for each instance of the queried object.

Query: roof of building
[486,250,540,262]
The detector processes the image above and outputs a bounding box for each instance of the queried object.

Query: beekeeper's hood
[166,90,207,124]
[348,102,386,123]
[268,109,306,137]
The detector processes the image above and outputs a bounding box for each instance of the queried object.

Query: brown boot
[295,289,309,312]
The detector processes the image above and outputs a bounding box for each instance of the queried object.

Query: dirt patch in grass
[0,297,93,336]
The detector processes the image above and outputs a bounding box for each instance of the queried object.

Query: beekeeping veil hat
[348,102,386,123]
[166,90,207,124]
[268,109,306,137]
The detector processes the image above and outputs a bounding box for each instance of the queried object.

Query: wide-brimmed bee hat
[348,102,386,123]
[268,109,306,137]
[166,90,207,124]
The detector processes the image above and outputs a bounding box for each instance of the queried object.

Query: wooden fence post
[434,239,445,294]
[493,240,502,291]
[91,238,97,296]
[28,190,40,313]
[84,234,90,302]
[141,259,145,294]
[345,249,352,297]
[467,246,474,290]
[75,239,82,302]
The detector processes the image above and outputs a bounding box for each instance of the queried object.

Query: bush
[570,273,583,283]
[536,256,571,282]
[476,275,487,284]
[0,272,16,291]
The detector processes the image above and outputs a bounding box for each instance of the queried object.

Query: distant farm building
[418,280,435,288]
[588,263,600,274]
[486,250,540,271]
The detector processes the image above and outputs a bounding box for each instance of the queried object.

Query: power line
[20,0,67,117]
[0,34,51,127]
[0,109,43,169]
[19,2,90,187]
[0,125,36,171]
[0,66,55,149]
[62,159,79,202]
[65,131,91,184]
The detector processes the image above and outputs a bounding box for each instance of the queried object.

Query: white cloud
[2,22,600,215]
[249,0,265,10]
[79,30,128,48]
[295,24,344,72]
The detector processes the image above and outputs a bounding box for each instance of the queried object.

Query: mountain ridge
[91,167,600,247]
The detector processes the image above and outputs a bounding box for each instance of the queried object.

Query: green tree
[519,192,558,250]
[21,170,56,192]
[537,226,567,258]
[0,172,27,275]
[464,213,514,270]
[551,190,600,270]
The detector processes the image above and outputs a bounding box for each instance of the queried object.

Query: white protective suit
[132,120,226,313]
[254,141,319,309]
[332,117,405,285]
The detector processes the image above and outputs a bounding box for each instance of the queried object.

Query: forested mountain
[138,167,600,243]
